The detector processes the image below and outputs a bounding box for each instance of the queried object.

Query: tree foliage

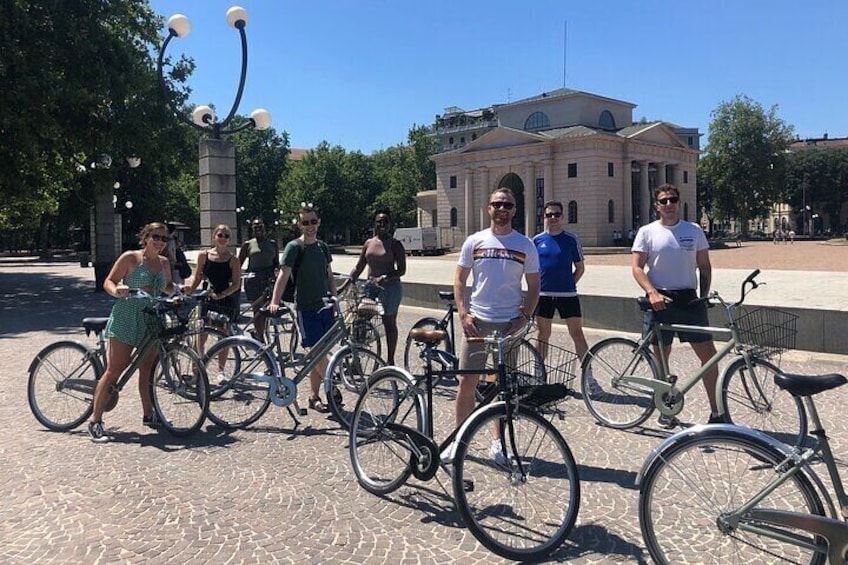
[0,0,195,248]
[784,148,848,233]
[232,122,290,227]
[700,95,794,235]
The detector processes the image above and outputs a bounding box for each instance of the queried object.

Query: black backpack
[281,240,331,303]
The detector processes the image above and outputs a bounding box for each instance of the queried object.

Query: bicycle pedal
[463,479,474,492]
[298,408,307,416]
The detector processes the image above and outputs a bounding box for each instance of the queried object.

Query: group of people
[87,182,717,443]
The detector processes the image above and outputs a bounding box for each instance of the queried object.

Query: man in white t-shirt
[632,184,720,428]
[446,187,540,463]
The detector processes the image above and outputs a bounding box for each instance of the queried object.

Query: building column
[640,161,651,226]
[543,159,553,203]
[525,161,536,235]
[479,167,489,230]
[623,159,633,231]
[199,139,237,249]
[463,168,473,237]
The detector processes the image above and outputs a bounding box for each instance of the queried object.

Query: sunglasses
[300,219,319,226]
[489,201,515,210]
[216,233,231,239]
[149,234,168,242]
[252,224,265,230]
[545,212,563,218]
[657,196,680,205]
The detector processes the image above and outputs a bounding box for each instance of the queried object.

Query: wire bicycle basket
[507,339,578,409]
[734,306,798,361]
[144,299,194,339]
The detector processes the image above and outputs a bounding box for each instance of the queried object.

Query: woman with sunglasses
[345,210,406,365]
[185,225,242,322]
[87,222,176,442]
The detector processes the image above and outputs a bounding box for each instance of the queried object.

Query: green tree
[700,95,794,236]
[784,148,848,234]
[0,0,194,251]
[232,121,290,227]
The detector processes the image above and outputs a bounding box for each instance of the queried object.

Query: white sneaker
[217,373,229,386]
[585,371,603,398]
[489,439,508,466]
[440,440,456,465]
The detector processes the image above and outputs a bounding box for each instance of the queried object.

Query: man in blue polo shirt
[533,200,599,395]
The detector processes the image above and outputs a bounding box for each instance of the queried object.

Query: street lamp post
[156,6,271,247]
[235,206,245,244]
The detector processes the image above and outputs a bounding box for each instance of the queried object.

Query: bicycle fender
[453,401,509,450]
[635,424,795,488]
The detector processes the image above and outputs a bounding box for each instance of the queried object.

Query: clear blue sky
[149,0,846,154]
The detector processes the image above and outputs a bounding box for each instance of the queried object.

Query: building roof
[788,136,848,151]
[538,125,604,139]
[289,148,308,161]
[497,87,637,110]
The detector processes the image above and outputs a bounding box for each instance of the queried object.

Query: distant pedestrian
[788,230,795,244]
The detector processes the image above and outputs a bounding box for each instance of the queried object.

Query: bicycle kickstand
[286,406,301,428]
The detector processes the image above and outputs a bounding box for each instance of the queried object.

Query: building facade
[422,88,701,246]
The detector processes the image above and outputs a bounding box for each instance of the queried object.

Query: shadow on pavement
[554,523,648,564]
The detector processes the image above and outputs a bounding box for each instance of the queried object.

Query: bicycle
[338,276,385,360]
[581,269,807,447]
[200,294,384,430]
[637,370,848,564]
[27,290,210,437]
[402,289,458,377]
[348,325,580,561]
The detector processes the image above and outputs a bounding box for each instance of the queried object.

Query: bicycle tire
[639,428,826,565]
[185,326,233,397]
[720,356,808,448]
[349,367,425,496]
[582,337,657,429]
[202,337,273,430]
[325,345,385,431]
[453,403,580,561]
[27,341,102,431]
[403,317,453,377]
[352,319,382,360]
[150,343,209,437]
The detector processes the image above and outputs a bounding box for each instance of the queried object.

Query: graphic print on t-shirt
[473,247,527,265]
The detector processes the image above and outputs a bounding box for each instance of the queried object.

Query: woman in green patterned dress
[87,222,175,442]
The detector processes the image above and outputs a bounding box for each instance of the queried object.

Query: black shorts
[244,269,275,302]
[537,296,582,320]
[643,289,711,344]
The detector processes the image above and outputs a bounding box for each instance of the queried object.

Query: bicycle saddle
[82,318,109,335]
[438,291,454,302]
[774,372,846,397]
[409,328,447,345]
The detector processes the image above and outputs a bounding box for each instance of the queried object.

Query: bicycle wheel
[403,317,452,377]
[349,368,425,495]
[582,337,657,429]
[325,345,385,431]
[639,429,826,565]
[453,403,580,561]
[720,356,808,448]
[202,337,273,430]
[352,318,382,360]
[27,341,101,431]
[150,344,209,437]
[185,326,233,396]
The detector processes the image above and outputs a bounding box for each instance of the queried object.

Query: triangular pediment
[455,126,547,153]
[619,122,687,148]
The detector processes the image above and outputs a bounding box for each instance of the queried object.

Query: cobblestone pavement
[1,258,846,564]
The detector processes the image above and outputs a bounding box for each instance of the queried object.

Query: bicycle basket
[516,340,578,409]
[734,306,798,360]
[144,300,192,339]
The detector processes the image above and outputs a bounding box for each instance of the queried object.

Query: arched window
[683,202,689,221]
[568,201,578,224]
[524,111,551,131]
[450,207,458,227]
[608,200,615,223]
[599,110,616,130]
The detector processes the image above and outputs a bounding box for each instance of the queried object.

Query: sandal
[308,396,329,413]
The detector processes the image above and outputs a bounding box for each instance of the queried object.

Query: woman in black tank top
[184,224,242,322]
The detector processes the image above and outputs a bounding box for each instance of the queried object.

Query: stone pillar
[543,159,553,203]
[640,161,651,226]
[199,139,237,249]
[623,159,633,231]
[463,169,473,236]
[93,183,117,291]
[525,161,536,235]
[479,167,489,231]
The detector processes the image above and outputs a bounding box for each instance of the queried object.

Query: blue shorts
[298,308,335,348]
[380,281,403,316]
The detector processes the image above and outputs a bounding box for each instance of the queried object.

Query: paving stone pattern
[1,258,846,564]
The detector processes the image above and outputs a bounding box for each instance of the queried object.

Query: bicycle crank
[654,388,684,417]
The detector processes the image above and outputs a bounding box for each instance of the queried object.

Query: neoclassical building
[421,88,701,246]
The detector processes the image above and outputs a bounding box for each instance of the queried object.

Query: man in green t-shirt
[269,206,337,412]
